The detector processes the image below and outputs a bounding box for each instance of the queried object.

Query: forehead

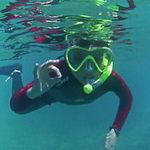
[74,39,110,48]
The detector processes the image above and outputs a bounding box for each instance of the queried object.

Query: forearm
[10,81,50,113]
[111,71,133,132]
[112,94,132,132]
[10,82,34,113]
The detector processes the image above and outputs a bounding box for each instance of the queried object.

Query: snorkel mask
[65,45,113,94]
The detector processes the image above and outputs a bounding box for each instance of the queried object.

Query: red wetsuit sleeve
[10,82,50,113]
[111,71,133,132]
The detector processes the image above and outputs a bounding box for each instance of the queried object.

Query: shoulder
[111,70,123,81]
[110,71,132,97]
[102,70,125,90]
[110,70,127,88]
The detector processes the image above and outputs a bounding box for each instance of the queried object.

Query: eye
[77,54,85,61]
[92,51,103,62]
[69,50,86,68]
[73,51,85,61]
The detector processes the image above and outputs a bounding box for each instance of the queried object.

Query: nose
[84,61,95,72]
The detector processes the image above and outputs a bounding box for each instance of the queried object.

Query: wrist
[26,87,41,99]
[109,127,120,136]
[113,128,120,136]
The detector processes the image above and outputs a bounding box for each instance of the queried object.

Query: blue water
[0,0,150,150]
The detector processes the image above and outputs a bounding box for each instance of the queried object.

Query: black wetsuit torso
[10,59,133,132]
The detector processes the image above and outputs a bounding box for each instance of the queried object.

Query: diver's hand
[104,129,117,150]
[27,60,62,99]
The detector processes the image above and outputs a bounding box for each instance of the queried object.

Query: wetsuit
[10,59,132,133]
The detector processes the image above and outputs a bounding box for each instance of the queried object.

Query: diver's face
[68,44,104,85]
[72,60,101,85]
[67,40,112,85]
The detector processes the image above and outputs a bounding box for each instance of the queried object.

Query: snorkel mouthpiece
[83,62,113,94]
[83,84,93,94]
[83,79,99,94]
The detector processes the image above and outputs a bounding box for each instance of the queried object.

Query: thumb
[33,63,40,80]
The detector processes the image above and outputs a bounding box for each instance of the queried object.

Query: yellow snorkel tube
[83,61,113,94]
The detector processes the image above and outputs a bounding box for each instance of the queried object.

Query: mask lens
[92,50,104,68]
[91,48,112,71]
[67,47,87,70]
[66,46,113,72]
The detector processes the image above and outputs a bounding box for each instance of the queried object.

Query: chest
[49,77,105,105]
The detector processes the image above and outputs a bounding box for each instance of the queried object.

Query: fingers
[48,65,62,79]
[34,61,61,80]
[34,60,60,78]
[40,59,60,69]
[33,60,62,93]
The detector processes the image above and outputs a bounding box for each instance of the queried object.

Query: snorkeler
[0,0,135,150]
[0,36,132,150]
